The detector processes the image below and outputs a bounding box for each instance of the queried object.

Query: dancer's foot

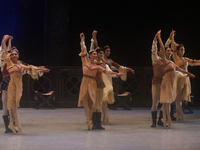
[105,115,109,125]
[101,114,105,124]
[87,120,92,131]
[168,118,171,129]
[18,124,22,135]
[161,118,166,129]
[8,125,16,134]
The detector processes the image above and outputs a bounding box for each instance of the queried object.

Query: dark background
[0,0,200,106]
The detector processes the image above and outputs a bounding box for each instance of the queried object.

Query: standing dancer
[156,30,194,128]
[150,33,165,127]
[92,31,135,124]
[0,36,12,133]
[78,33,124,130]
[171,30,200,122]
[1,35,49,134]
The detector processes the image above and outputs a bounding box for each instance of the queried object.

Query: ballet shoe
[105,115,109,125]
[161,118,166,129]
[101,114,105,124]
[18,124,22,135]
[180,114,184,123]
[8,125,16,134]
[87,120,92,131]
[168,118,171,129]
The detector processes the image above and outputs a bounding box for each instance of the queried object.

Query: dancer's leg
[13,108,21,134]
[165,103,171,128]
[8,109,16,134]
[161,104,166,129]
[2,90,8,116]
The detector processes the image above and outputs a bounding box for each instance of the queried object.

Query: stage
[0,108,200,150]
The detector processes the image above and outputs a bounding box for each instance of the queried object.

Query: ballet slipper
[168,118,171,129]
[101,114,105,124]
[8,125,16,134]
[87,120,92,131]
[161,118,166,129]
[179,113,184,123]
[105,115,109,125]
[174,112,180,122]
[18,124,22,135]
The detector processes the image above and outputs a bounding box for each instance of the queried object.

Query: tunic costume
[175,57,191,102]
[94,60,106,108]
[78,52,106,110]
[101,58,127,104]
[151,40,165,111]
[160,61,177,104]
[3,54,38,109]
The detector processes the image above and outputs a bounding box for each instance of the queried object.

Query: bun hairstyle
[176,43,184,51]
[95,47,104,54]
[103,45,110,52]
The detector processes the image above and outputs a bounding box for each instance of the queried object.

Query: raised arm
[79,33,88,65]
[165,29,174,47]
[1,35,9,55]
[171,30,181,63]
[8,36,13,49]
[151,33,159,64]
[92,30,98,49]
[157,30,167,64]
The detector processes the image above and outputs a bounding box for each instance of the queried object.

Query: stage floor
[0,108,200,150]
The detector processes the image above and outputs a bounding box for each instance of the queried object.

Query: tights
[2,90,8,116]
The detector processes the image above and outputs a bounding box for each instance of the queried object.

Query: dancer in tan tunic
[1,35,49,135]
[156,30,195,129]
[78,33,124,130]
[171,30,200,122]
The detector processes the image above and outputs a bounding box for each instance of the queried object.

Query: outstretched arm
[175,65,195,78]
[184,57,200,66]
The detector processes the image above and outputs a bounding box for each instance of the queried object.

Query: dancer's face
[97,51,104,59]
[10,51,19,61]
[177,46,185,57]
[90,51,97,59]
[104,48,110,57]
[165,48,172,59]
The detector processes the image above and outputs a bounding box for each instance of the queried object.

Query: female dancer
[92,31,135,124]
[0,36,12,133]
[156,30,194,128]
[1,35,49,134]
[171,30,200,122]
[78,33,124,130]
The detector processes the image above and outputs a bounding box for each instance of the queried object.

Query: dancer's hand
[80,33,85,39]
[92,30,97,37]
[187,73,195,78]
[9,36,13,40]
[116,73,125,77]
[157,30,161,37]
[154,33,158,42]
[170,29,175,39]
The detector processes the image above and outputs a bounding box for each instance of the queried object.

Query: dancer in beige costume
[156,30,195,128]
[171,30,200,122]
[91,31,135,124]
[1,35,49,135]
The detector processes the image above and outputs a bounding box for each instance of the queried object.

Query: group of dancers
[78,30,135,130]
[0,29,199,134]
[151,30,199,129]
[0,35,50,135]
